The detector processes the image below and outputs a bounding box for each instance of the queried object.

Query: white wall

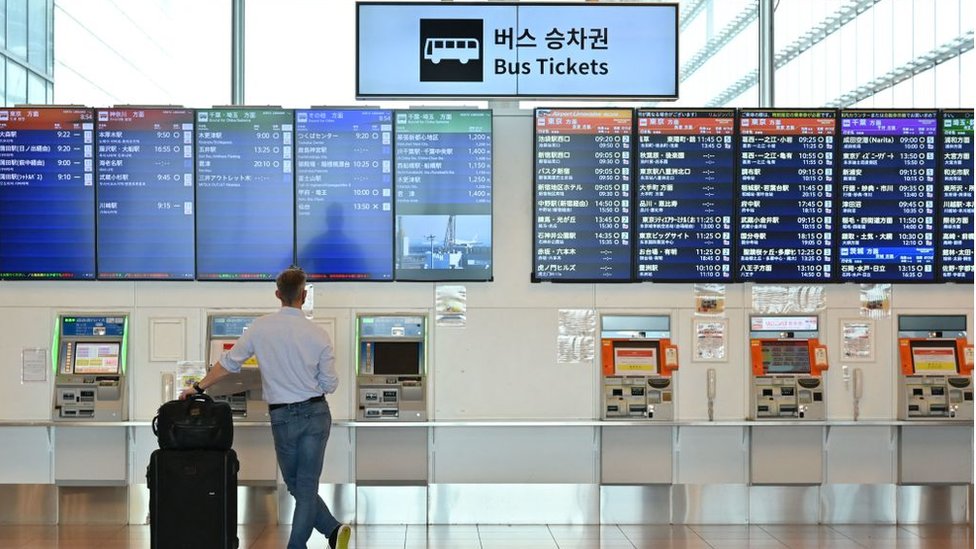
[0,110,972,422]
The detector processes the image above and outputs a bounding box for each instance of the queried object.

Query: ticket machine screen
[761,340,811,374]
[72,342,121,375]
[909,340,959,374]
[373,341,421,375]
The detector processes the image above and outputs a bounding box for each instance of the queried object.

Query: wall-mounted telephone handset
[161,372,174,404]
[707,368,716,421]
[853,368,863,421]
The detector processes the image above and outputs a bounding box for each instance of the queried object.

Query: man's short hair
[276,267,306,303]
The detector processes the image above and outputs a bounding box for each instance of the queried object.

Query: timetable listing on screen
[296,109,394,281]
[96,109,195,279]
[636,109,734,281]
[839,110,937,282]
[0,108,95,279]
[738,110,836,281]
[394,110,492,281]
[940,110,973,282]
[534,108,633,281]
[196,109,295,280]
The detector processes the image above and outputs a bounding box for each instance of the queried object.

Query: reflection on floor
[0,523,971,548]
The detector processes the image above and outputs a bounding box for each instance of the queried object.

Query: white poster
[694,319,727,362]
[21,348,48,383]
[841,320,874,362]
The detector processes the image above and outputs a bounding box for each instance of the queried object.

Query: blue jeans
[270,398,340,549]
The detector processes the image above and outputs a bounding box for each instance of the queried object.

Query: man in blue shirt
[183,267,350,549]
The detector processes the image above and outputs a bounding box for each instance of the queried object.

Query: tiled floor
[0,524,971,548]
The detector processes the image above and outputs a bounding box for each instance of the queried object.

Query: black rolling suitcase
[147,449,240,549]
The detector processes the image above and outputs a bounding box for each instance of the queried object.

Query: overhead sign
[356,2,678,99]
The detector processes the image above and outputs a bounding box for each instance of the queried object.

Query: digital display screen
[534,108,633,281]
[760,340,811,374]
[357,3,678,98]
[394,110,492,281]
[839,110,937,281]
[373,341,422,376]
[295,109,394,281]
[61,316,126,337]
[636,109,734,281]
[195,109,294,280]
[940,110,973,282]
[73,342,121,375]
[739,110,835,281]
[750,315,819,332]
[0,108,95,279]
[910,341,959,374]
[96,109,195,279]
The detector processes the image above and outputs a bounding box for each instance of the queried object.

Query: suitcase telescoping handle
[151,393,216,435]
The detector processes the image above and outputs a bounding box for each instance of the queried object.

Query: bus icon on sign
[424,38,480,64]
[419,19,483,82]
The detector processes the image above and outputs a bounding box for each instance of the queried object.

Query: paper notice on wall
[176,360,207,396]
[436,285,467,327]
[694,283,726,316]
[694,319,727,362]
[752,285,825,314]
[21,348,48,383]
[859,284,891,319]
[841,320,874,362]
[557,309,596,363]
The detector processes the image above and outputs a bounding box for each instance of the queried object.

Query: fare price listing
[196,109,295,279]
[636,111,734,281]
[295,109,394,280]
[839,112,937,281]
[394,111,492,214]
[535,109,632,280]
[941,112,973,282]
[96,109,195,279]
[0,108,95,279]
[738,112,835,281]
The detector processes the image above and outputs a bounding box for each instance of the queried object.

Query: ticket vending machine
[600,315,678,420]
[52,314,128,421]
[205,313,267,421]
[897,315,973,420]
[356,315,427,421]
[749,315,828,420]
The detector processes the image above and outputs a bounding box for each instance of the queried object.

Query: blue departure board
[636,109,734,281]
[96,109,195,279]
[940,110,973,282]
[738,110,836,281]
[295,109,394,281]
[195,109,295,280]
[839,110,937,282]
[534,108,633,281]
[394,110,492,281]
[0,108,95,279]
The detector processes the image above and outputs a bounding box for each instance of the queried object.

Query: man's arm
[179,361,233,400]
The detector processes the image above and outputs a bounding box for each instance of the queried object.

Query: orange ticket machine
[601,315,678,420]
[204,314,266,421]
[897,315,973,421]
[749,315,828,420]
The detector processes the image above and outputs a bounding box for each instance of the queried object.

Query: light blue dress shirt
[219,307,338,405]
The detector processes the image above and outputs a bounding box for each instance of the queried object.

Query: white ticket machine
[897,315,973,420]
[601,315,679,420]
[749,315,828,420]
[205,314,267,421]
[53,314,128,420]
[356,315,427,421]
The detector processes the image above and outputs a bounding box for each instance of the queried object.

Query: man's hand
[179,385,199,400]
